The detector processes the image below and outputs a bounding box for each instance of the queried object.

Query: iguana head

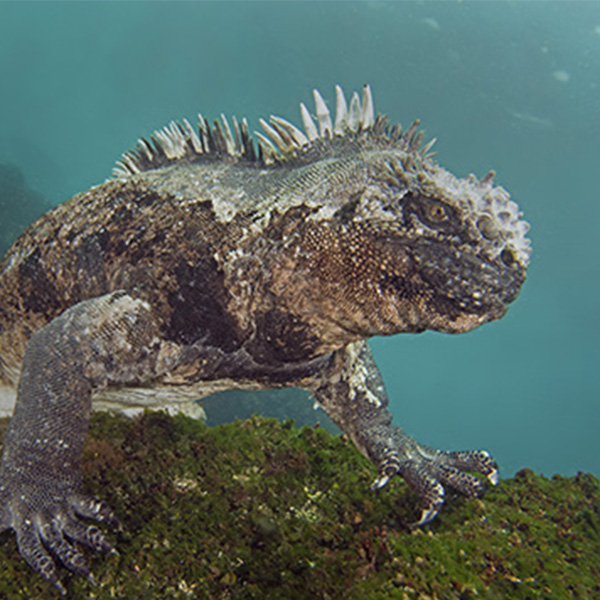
[255,85,531,337]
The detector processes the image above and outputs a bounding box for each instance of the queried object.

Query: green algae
[0,412,598,599]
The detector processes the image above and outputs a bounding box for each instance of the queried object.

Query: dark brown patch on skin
[73,234,109,299]
[17,248,62,315]
[250,308,322,365]
[332,192,362,224]
[165,257,241,351]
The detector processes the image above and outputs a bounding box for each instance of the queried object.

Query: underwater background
[0,0,598,481]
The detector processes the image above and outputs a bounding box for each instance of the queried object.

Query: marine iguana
[0,84,530,593]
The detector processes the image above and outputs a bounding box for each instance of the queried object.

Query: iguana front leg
[310,340,499,525]
[0,290,180,593]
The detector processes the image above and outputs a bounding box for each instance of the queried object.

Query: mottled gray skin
[0,90,528,593]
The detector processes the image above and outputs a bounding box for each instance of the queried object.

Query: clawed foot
[371,443,498,527]
[5,482,119,595]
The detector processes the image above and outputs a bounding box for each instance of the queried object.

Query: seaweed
[0,412,598,599]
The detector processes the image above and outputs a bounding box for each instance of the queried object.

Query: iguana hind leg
[310,340,498,525]
[0,290,179,593]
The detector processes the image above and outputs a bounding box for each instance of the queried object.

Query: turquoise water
[0,1,598,479]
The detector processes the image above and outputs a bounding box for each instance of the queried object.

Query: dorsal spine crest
[113,84,429,178]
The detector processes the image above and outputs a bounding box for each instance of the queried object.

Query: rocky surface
[0,411,597,599]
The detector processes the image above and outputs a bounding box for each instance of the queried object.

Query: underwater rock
[0,412,598,599]
[0,163,49,256]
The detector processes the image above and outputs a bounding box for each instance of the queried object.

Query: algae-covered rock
[0,412,598,599]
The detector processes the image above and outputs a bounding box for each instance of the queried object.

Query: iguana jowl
[0,84,530,593]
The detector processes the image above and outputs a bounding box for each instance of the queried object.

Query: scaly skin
[0,84,529,593]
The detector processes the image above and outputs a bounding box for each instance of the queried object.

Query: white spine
[313,89,333,137]
[347,92,361,132]
[300,102,319,141]
[360,84,375,128]
[334,85,348,134]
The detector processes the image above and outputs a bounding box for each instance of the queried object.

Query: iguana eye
[425,203,448,223]
[406,195,458,233]
[415,199,454,229]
